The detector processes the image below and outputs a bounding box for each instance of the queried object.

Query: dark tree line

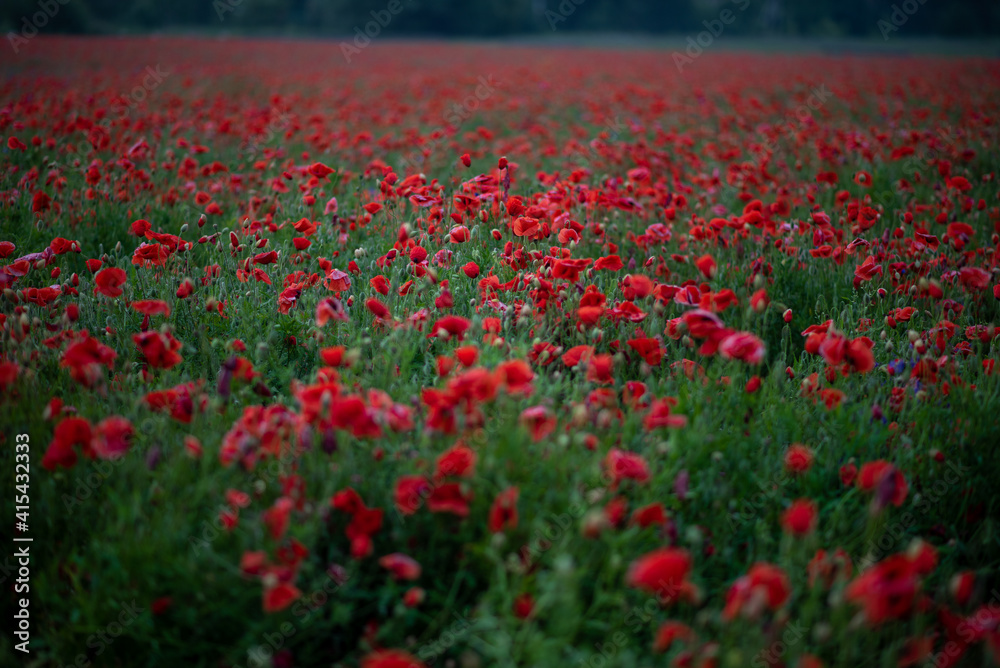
[3,0,999,39]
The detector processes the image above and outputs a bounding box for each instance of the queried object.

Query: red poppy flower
[626,548,693,604]
[370,274,390,295]
[427,482,473,517]
[489,486,519,533]
[61,335,117,387]
[133,331,184,369]
[719,332,765,364]
[394,475,431,516]
[784,443,814,473]
[643,397,687,430]
[858,460,908,507]
[513,593,535,619]
[630,502,667,528]
[403,587,425,607]
[132,242,170,267]
[594,254,623,271]
[41,417,93,470]
[845,553,922,625]
[695,254,717,279]
[430,315,471,341]
[496,359,534,395]
[263,582,301,613]
[90,416,133,460]
[561,345,594,368]
[308,162,335,179]
[435,443,476,479]
[454,345,479,367]
[519,405,557,441]
[605,448,650,486]
[366,297,391,320]
[781,498,818,536]
[131,299,170,317]
[93,267,127,297]
[723,563,790,620]
[627,337,663,365]
[360,650,427,668]
[585,354,615,384]
[653,621,695,653]
[378,553,421,581]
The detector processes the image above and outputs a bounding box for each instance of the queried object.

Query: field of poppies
[2,36,1000,668]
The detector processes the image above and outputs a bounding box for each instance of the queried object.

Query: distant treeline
[3,0,1000,38]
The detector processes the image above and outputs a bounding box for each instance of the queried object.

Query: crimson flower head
[308,162,335,179]
[519,405,556,442]
[489,486,519,533]
[133,331,184,369]
[263,582,301,613]
[858,460,908,508]
[723,563,790,621]
[361,649,427,668]
[626,548,694,605]
[781,498,818,536]
[93,267,127,297]
[719,332,766,364]
[61,334,117,387]
[605,448,650,487]
[430,315,471,341]
[844,546,935,626]
[90,416,134,460]
[435,443,476,480]
[394,475,431,516]
[427,482,473,517]
[784,443,814,474]
[378,553,421,581]
[41,416,93,471]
